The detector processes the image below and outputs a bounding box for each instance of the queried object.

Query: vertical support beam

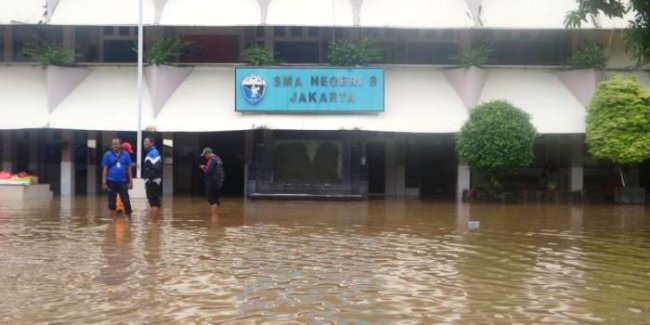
[60,130,75,196]
[385,134,405,197]
[244,129,254,196]
[457,161,471,201]
[4,26,13,62]
[28,130,39,174]
[86,131,98,194]
[62,26,74,49]
[162,132,174,195]
[262,129,273,183]
[2,131,15,171]
[569,136,584,193]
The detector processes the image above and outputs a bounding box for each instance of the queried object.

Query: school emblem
[241,74,267,104]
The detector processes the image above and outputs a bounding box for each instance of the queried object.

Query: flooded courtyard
[1,196,649,323]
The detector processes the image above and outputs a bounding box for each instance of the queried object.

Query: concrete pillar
[162,132,174,195]
[86,131,98,194]
[28,131,39,174]
[2,131,15,171]
[60,131,75,196]
[244,129,254,196]
[570,136,584,193]
[456,202,471,232]
[457,161,471,201]
[3,26,12,62]
[628,166,641,187]
[385,134,405,197]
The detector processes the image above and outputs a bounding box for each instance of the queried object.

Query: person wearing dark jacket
[143,136,163,219]
[199,147,224,219]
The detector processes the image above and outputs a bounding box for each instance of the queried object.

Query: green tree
[565,0,650,63]
[456,100,538,180]
[586,76,650,185]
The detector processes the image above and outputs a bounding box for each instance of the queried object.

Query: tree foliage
[566,0,650,63]
[327,39,382,66]
[586,76,650,164]
[456,100,538,174]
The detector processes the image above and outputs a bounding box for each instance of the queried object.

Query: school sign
[235,67,384,113]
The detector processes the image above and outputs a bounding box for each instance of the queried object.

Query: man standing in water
[199,147,224,219]
[143,136,162,219]
[102,138,133,218]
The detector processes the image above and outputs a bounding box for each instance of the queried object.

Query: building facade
[0,0,649,201]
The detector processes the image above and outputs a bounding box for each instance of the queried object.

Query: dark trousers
[107,181,132,215]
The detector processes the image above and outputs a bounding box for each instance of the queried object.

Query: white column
[385,135,405,197]
[244,129,254,196]
[86,131,97,194]
[28,131,38,174]
[457,162,471,201]
[570,136,584,193]
[2,131,14,171]
[3,26,12,62]
[162,132,174,195]
[60,131,75,196]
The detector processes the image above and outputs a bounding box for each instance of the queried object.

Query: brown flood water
[0,196,649,324]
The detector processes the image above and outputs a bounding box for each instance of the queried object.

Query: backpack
[209,156,225,189]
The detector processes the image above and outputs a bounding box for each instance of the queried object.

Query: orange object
[121,142,134,154]
[116,195,125,213]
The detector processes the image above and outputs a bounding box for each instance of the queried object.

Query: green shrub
[449,45,492,67]
[22,42,76,66]
[327,39,382,66]
[570,43,608,69]
[456,100,538,174]
[586,76,650,165]
[241,46,275,66]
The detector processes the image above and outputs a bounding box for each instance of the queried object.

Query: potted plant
[456,100,538,201]
[444,46,492,109]
[327,38,382,66]
[139,36,194,118]
[241,46,275,66]
[23,41,90,113]
[558,43,607,107]
[587,75,650,204]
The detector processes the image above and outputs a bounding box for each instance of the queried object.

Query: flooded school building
[1,0,649,201]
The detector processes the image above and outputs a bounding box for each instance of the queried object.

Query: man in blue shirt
[143,136,162,219]
[102,138,133,218]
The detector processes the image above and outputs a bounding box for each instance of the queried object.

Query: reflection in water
[0,197,649,323]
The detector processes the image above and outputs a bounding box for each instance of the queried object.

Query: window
[12,26,63,62]
[101,26,137,63]
[407,42,459,64]
[103,40,137,62]
[290,27,303,37]
[475,30,570,65]
[273,26,285,37]
[74,27,100,62]
[274,41,319,63]
[256,26,265,37]
[307,27,319,37]
[180,35,240,63]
